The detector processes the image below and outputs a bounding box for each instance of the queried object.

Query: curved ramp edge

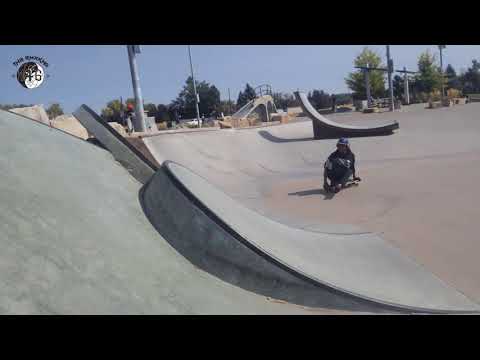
[73,105,158,184]
[294,91,399,139]
[141,161,480,314]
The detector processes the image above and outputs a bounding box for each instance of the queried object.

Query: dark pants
[325,168,353,187]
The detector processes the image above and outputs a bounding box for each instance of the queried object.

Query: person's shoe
[334,184,341,193]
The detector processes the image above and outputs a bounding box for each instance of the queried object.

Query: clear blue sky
[1,45,479,114]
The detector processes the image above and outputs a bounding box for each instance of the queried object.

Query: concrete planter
[442,99,454,107]
[428,101,442,109]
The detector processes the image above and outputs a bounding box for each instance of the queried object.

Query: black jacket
[327,149,356,174]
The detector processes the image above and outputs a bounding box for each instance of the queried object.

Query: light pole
[228,88,231,115]
[188,45,201,128]
[126,45,146,132]
[364,67,371,107]
[438,45,446,101]
[403,67,409,105]
[386,45,395,111]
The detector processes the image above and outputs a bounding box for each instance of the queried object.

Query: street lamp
[438,45,446,101]
[386,45,395,111]
[188,45,201,128]
[126,45,146,132]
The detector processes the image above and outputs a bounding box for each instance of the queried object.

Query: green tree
[101,99,124,123]
[445,64,462,91]
[215,100,236,116]
[414,50,443,94]
[345,47,386,99]
[143,103,157,118]
[392,75,404,99]
[333,93,353,105]
[272,92,297,110]
[46,103,64,119]
[459,59,480,94]
[308,90,331,109]
[0,103,33,110]
[156,104,171,122]
[236,83,257,109]
[172,76,221,119]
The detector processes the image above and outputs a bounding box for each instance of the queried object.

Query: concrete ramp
[9,105,50,125]
[232,95,277,122]
[0,108,324,314]
[140,161,480,314]
[294,91,399,139]
[67,104,480,314]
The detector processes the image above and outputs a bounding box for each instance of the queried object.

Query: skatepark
[2,44,480,314]
[1,90,480,314]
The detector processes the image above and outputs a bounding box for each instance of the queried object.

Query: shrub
[447,88,462,99]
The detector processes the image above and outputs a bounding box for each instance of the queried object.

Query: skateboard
[324,178,361,193]
[344,178,361,188]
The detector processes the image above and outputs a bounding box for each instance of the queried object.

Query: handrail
[254,84,273,97]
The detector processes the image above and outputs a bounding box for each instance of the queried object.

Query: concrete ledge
[73,105,158,184]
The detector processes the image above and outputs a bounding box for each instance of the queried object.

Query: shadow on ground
[258,130,314,143]
[288,188,335,200]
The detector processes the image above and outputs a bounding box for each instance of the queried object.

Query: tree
[46,103,64,119]
[0,103,33,110]
[236,83,257,109]
[414,50,443,94]
[445,64,462,90]
[272,92,297,110]
[215,100,236,116]
[308,90,331,109]
[333,93,353,105]
[392,75,404,99]
[172,76,221,119]
[459,59,480,94]
[101,99,124,123]
[167,103,180,123]
[143,103,157,118]
[345,47,386,99]
[156,104,171,123]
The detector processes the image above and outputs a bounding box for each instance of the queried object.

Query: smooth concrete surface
[144,102,480,310]
[140,166,388,313]
[0,109,330,314]
[144,161,479,313]
[71,106,388,312]
[294,91,399,139]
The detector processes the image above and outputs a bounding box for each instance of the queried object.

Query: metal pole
[364,69,371,108]
[126,45,146,132]
[386,45,394,111]
[439,46,445,101]
[403,67,410,105]
[228,88,231,115]
[188,45,201,128]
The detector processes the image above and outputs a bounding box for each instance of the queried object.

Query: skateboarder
[125,103,134,133]
[323,138,361,193]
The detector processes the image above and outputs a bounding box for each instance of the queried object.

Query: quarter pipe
[294,91,399,139]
